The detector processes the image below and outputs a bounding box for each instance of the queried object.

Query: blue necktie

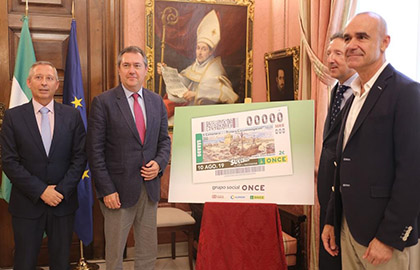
[330,85,349,126]
[40,107,51,155]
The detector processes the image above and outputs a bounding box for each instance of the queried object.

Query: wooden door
[0,0,122,267]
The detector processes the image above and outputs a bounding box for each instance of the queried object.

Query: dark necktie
[132,93,146,143]
[330,85,349,126]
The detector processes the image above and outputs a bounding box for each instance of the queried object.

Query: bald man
[322,12,420,270]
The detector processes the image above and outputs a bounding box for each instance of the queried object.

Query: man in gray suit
[87,46,171,269]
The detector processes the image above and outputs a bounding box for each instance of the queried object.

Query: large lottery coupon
[191,106,293,183]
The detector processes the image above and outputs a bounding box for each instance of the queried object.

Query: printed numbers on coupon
[275,128,285,134]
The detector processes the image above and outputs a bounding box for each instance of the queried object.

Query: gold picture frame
[145,0,254,123]
[264,46,300,101]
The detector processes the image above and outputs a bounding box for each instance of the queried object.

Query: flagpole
[72,0,75,19]
[25,0,28,17]
[68,1,97,269]
[71,240,99,270]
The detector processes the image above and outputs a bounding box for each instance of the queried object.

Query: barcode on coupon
[215,166,265,176]
[201,118,237,132]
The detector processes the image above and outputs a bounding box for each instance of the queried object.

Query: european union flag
[63,19,93,246]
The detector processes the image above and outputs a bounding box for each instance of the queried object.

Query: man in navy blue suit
[322,12,420,270]
[1,61,86,269]
[318,32,356,270]
[87,46,171,270]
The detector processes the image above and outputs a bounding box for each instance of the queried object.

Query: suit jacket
[317,84,346,211]
[326,64,420,251]
[0,101,86,218]
[87,85,171,207]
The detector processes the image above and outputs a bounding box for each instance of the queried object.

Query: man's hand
[363,238,393,265]
[321,224,339,256]
[103,192,121,209]
[40,185,64,207]
[141,160,160,181]
[183,90,196,102]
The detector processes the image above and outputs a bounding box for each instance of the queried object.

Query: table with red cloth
[196,202,288,270]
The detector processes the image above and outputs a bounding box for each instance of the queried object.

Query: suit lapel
[115,86,143,144]
[336,95,354,158]
[143,89,156,145]
[22,102,47,156]
[49,102,62,157]
[345,65,393,146]
[323,84,338,140]
[327,111,344,135]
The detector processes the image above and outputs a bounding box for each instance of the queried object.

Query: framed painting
[145,0,254,125]
[264,46,300,102]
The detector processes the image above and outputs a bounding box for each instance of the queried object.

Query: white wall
[356,0,420,82]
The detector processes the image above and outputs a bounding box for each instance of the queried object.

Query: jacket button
[333,161,337,167]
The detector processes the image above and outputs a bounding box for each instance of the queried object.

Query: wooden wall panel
[11,31,70,94]
[0,4,12,106]
[11,0,70,14]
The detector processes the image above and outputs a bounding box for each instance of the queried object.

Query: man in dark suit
[318,32,356,270]
[87,46,171,269]
[0,61,86,270]
[322,12,420,269]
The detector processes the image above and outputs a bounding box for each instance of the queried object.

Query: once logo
[242,184,265,191]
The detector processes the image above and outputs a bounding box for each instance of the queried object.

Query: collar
[340,73,358,88]
[350,61,389,97]
[122,84,144,99]
[33,99,54,114]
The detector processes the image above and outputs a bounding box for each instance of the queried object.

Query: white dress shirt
[343,62,389,149]
[33,99,54,136]
[122,85,147,128]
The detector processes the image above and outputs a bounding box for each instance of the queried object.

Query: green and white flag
[0,16,36,202]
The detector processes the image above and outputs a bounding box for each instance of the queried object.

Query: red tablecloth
[196,202,288,270]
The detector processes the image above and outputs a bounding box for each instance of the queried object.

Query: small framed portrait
[145,0,254,126]
[264,46,300,102]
